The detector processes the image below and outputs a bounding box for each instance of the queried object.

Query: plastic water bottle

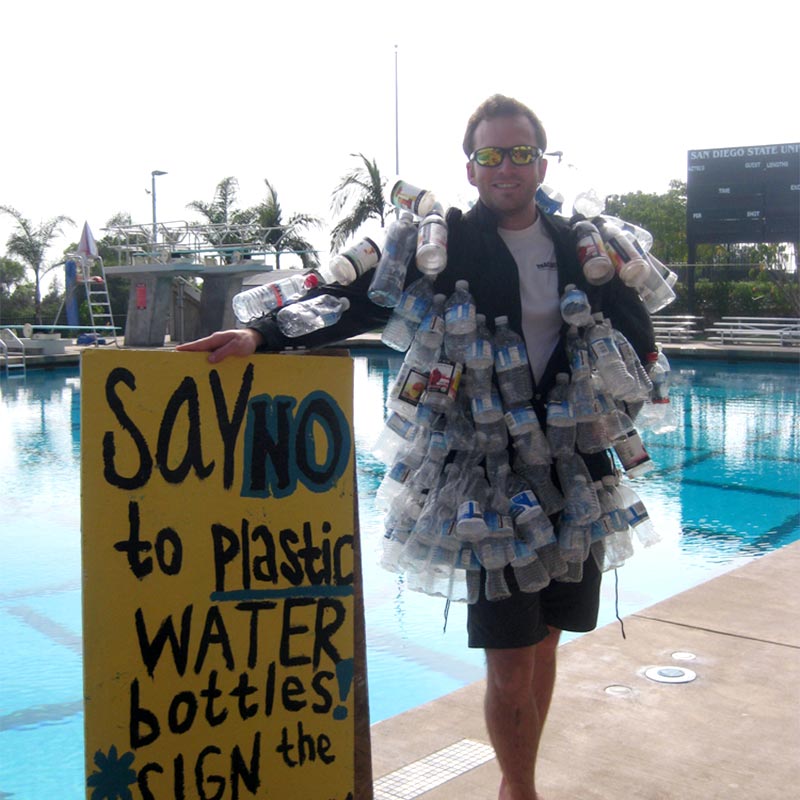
[613,328,652,407]
[595,218,649,287]
[612,418,655,478]
[546,373,577,458]
[381,276,435,351]
[559,284,594,328]
[572,189,605,219]
[493,316,533,408]
[411,430,449,491]
[372,411,419,465]
[368,212,417,307]
[585,314,637,400]
[514,461,565,517]
[571,220,615,286]
[415,204,448,275]
[641,351,677,433]
[390,179,438,218]
[405,293,446,371]
[565,325,596,421]
[470,391,508,454]
[556,455,601,526]
[535,184,564,215]
[505,405,551,465]
[322,236,382,285]
[635,251,678,314]
[232,271,319,324]
[444,280,477,363]
[422,357,462,413]
[464,314,495,399]
[617,481,660,547]
[455,467,491,542]
[503,468,555,550]
[276,294,350,337]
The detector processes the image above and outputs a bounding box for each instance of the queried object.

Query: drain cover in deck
[644,666,697,684]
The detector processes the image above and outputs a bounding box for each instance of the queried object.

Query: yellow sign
[81,349,356,800]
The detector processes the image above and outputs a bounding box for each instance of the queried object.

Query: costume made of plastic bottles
[356,186,678,603]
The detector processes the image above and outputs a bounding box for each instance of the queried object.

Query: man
[179,94,655,800]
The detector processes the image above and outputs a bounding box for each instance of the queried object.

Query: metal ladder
[0,328,27,377]
[82,257,117,342]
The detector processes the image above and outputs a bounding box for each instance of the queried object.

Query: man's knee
[485,646,537,695]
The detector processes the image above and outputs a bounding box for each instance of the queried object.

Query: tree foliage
[0,206,75,323]
[329,153,390,252]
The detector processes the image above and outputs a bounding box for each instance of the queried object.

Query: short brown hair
[462,94,547,157]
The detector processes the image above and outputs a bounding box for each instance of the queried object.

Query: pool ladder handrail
[0,328,27,377]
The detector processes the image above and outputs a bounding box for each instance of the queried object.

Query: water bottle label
[484,510,512,532]
[417,218,447,248]
[385,412,416,439]
[342,238,381,276]
[419,314,445,337]
[470,393,503,416]
[504,406,539,434]
[509,490,541,518]
[398,292,432,323]
[576,230,606,265]
[589,336,616,361]
[570,348,591,374]
[426,361,462,401]
[495,343,528,371]
[445,302,475,327]
[457,500,483,523]
[625,500,650,527]
[547,399,573,422]
[388,461,412,483]
[392,364,429,408]
[613,430,652,472]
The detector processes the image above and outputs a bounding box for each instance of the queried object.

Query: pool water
[1,355,799,799]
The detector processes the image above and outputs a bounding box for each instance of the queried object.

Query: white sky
[1,0,797,280]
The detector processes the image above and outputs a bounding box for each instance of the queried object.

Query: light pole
[151,170,167,245]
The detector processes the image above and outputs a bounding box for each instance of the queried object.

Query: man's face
[466,114,547,230]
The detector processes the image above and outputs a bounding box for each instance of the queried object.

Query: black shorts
[467,555,602,649]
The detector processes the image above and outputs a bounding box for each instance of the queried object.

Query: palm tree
[247,179,322,270]
[329,153,391,253]
[0,206,75,323]
[186,177,253,257]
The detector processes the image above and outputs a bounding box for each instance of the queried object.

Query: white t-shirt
[498,217,561,384]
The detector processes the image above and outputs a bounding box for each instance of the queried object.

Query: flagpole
[394,44,400,176]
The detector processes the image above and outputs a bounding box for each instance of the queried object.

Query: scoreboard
[686,143,799,245]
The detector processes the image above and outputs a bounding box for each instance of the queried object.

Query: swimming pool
[1,354,798,798]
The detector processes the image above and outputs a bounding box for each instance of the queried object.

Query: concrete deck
[370,541,800,799]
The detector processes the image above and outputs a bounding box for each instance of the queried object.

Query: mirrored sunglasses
[470,145,544,167]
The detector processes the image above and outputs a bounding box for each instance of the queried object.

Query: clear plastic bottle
[585,314,637,400]
[635,251,678,314]
[642,351,677,433]
[455,467,491,542]
[276,294,350,338]
[368,212,417,307]
[232,271,319,324]
[556,454,602,526]
[493,316,533,408]
[322,236,382,285]
[421,357,462,414]
[617,481,660,547]
[405,293,446,371]
[611,417,655,478]
[390,180,438,218]
[546,373,577,458]
[613,327,652,405]
[571,220,615,286]
[595,218,649,287]
[559,284,594,327]
[411,430,449,491]
[444,280,477,363]
[415,204,448,275]
[381,275,435,351]
[470,391,508,454]
[505,405,551,465]
[572,189,605,219]
[372,411,419,465]
[565,325,597,422]
[503,467,555,550]
[464,314,495,399]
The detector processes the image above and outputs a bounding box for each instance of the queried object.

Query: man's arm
[175,328,264,363]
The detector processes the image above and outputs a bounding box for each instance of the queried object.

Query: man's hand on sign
[176,328,264,363]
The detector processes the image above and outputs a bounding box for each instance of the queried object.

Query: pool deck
[6,333,800,369]
[369,540,800,800]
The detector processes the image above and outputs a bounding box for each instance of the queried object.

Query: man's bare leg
[485,628,562,800]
